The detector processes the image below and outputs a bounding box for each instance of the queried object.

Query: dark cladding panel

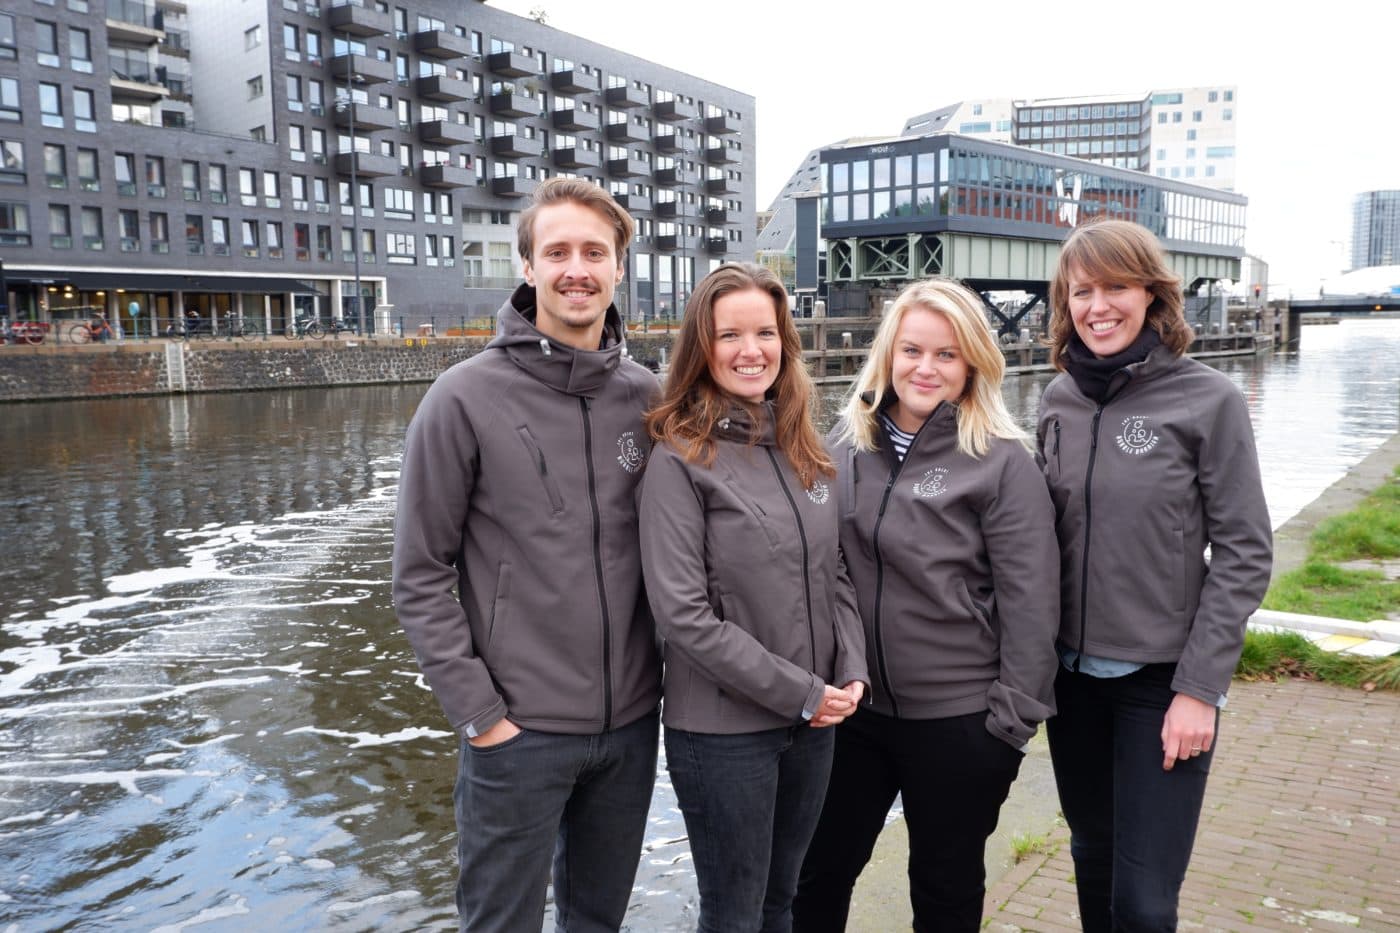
[795,196,819,291]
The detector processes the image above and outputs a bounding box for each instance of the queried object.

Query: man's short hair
[516,177,635,264]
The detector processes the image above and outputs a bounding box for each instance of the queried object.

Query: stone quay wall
[0,334,676,404]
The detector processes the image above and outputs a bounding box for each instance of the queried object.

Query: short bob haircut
[836,277,1024,458]
[1048,218,1191,367]
[645,262,833,488]
[516,177,635,265]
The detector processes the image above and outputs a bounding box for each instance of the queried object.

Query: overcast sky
[492,0,1396,294]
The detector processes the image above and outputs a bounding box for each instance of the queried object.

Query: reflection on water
[0,320,1396,929]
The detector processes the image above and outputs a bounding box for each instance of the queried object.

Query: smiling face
[521,200,625,349]
[888,306,969,433]
[708,287,782,404]
[1066,264,1153,358]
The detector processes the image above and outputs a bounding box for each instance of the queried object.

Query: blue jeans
[794,709,1023,933]
[1047,663,1215,933]
[665,724,836,933]
[453,710,659,933]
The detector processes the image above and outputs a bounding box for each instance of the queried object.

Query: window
[1172,111,1182,123]
[208,164,227,203]
[149,211,168,251]
[43,143,65,187]
[313,177,330,212]
[69,27,91,72]
[0,140,22,183]
[386,232,416,264]
[287,75,303,111]
[241,219,259,257]
[290,174,308,210]
[1223,108,1233,121]
[185,213,203,253]
[77,147,97,190]
[40,83,63,128]
[1208,91,1218,103]
[145,156,165,197]
[181,160,199,199]
[263,170,280,206]
[289,125,305,160]
[245,26,261,50]
[1186,129,1197,141]
[1186,147,1196,159]
[1206,146,1235,159]
[73,89,95,132]
[247,76,264,100]
[0,201,30,245]
[294,222,310,261]
[383,187,414,219]
[1192,110,1202,122]
[210,216,230,254]
[306,30,322,63]
[360,228,375,262]
[239,168,256,206]
[316,224,332,261]
[118,208,140,250]
[308,79,325,115]
[80,205,102,248]
[0,13,15,60]
[266,221,283,258]
[37,21,60,67]
[311,128,327,163]
[115,152,136,195]
[1157,111,1166,124]
[283,24,300,60]
[0,78,18,122]
[49,203,71,248]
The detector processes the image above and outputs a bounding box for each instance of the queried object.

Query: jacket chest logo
[913,467,949,498]
[1115,416,1159,456]
[616,431,647,473]
[806,480,831,505]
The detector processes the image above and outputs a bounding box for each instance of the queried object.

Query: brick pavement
[983,679,1400,931]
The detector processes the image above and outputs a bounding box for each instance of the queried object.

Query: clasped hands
[810,680,865,728]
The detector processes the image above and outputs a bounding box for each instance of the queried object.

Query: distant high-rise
[1351,191,1400,270]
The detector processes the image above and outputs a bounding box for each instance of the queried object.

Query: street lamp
[337,31,366,336]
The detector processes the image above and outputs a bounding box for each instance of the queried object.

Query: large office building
[1351,190,1400,271]
[0,0,754,335]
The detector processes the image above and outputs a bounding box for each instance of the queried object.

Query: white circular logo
[1115,416,1159,456]
[913,468,949,498]
[806,480,830,505]
[616,431,647,473]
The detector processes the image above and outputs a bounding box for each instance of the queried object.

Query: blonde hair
[1048,218,1190,368]
[836,277,1024,458]
[645,263,833,488]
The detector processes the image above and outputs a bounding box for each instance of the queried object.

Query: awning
[8,269,319,295]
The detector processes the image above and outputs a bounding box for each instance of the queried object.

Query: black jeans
[666,723,835,933]
[793,708,1023,933]
[1047,663,1215,932]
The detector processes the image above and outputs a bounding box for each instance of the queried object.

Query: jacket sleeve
[832,549,870,692]
[639,447,825,721]
[981,444,1061,750]
[391,378,508,737]
[1172,383,1273,705]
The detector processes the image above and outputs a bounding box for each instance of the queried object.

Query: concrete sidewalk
[983,678,1400,931]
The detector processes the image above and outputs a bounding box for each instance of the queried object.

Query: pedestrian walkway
[983,678,1400,931]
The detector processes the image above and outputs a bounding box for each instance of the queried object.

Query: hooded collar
[713,398,778,448]
[487,283,629,397]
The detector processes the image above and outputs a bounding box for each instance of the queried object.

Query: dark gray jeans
[453,710,659,933]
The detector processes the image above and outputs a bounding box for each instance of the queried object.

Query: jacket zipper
[580,397,613,730]
[1052,419,1061,473]
[766,449,817,672]
[1074,406,1105,669]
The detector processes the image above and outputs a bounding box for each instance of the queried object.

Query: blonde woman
[794,277,1059,932]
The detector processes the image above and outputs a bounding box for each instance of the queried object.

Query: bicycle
[3,319,49,345]
[284,314,324,339]
[217,316,261,340]
[67,319,116,344]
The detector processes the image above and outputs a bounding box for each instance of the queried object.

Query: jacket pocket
[516,426,565,515]
[486,561,510,649]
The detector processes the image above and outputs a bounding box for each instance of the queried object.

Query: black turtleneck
[1062,326,1161,403]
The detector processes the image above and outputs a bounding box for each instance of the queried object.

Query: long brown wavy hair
[1048,218,1192,368]
[645,262,834,488]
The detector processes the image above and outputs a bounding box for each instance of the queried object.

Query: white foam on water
[283,725,453,748]
[0,676,272,720]
[0,768,218,795]
[325,889,420,914]
[302,858,335,870]
[0,811,47,826]
[148,895,250,933]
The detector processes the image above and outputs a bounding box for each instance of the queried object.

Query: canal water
[1,319,1396,931]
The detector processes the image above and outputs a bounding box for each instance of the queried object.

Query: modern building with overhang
[794,133,1246,334]
[0,0,754,335]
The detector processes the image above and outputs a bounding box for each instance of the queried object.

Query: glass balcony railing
[107,0,159,29]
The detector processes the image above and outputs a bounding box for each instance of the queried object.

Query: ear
[614,262,625,285]
[522,259,535,287]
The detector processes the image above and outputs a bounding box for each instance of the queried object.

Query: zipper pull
[539,337,551,357]
[1053,420,1061,456]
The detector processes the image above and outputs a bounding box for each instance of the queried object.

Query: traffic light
[1253,284,1261,300]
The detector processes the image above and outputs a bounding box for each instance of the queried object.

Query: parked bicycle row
[3,311,362,345]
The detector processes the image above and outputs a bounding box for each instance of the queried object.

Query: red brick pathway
[984,679,1400,931]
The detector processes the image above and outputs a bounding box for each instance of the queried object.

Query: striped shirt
[879,412,916,462]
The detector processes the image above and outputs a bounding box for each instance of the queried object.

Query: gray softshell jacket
[639,403,869,734]
[1035,347,1273,704]
[392,285,661,737]
[832,401,1059,750]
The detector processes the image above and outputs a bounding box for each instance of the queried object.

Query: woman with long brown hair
[639,262,867,931]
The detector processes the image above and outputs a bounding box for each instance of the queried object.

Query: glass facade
[819,135,1245,253]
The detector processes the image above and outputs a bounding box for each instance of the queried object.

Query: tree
[529,6,548,24]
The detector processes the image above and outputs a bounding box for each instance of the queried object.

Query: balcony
[489,133,541,159]
[654,98,697,123]
[706,143,737,164]
[554,146,600,170]
[106,0,163,45]
[654,200,682,219]
[413,28,469,60]
[551,69,598,94]
[489,91,536,118]
[656,234,702,252]
[491,176,538,198]
[653,131,682,153]
[416,74,472,102]
[706,206,729,225]
[607,157,649,178]
[326,1,391,38]
[334,101,396,131]
[706,112,740,135]
[328,53,393,85]
[487,50,536,78]
[333,151,398,177]
[605,84,647,108]
[706,236,729,255]
[610,192,647,213]
[420,164,472,188]
[418,119,473,146]
[110,68,170,102]
[707,176,738,195]
[606,121,645,143]
[552,108,599,132]
[654,166,691,187]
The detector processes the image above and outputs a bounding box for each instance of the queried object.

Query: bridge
[1286,295,1400,316]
